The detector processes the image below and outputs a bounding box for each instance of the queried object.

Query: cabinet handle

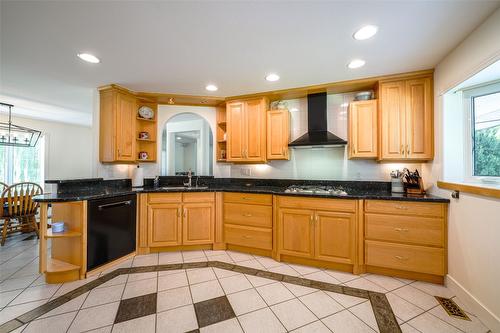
[243,213,252,217]
[407,144,410,154]
[395,205,408,210]
[395,255,409,261]
[315,215,319,222]
[394,227,409,232]
[310,215,314,225]
[183,208,187,218]
[243,235,252,239]
[177,208,181,218]
[400,145,404,155]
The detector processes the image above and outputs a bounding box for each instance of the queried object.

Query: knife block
[404,177,426,195]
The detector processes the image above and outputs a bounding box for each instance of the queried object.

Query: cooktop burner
[284,185,348,196]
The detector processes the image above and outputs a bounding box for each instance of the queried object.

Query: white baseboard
[446,274,500,333]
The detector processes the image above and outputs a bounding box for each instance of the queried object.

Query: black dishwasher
[87,194,136,271]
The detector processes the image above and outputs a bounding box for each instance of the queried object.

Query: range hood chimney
[288,92,347,148]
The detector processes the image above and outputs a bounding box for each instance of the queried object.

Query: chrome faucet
[184,169,192,187]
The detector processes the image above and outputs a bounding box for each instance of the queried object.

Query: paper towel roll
[130,165,144,187]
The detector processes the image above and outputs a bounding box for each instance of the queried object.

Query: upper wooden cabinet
[348,100,377,159]
[379,75,433,161]
[100,88,137,162]
[99,86,158,163]
[267,110,290,160]
[226,98,268,163]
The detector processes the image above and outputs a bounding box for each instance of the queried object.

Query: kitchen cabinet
[364,200,447,283]
[226,98,268,163]
[223,193,273,253]
[146,193,214,248]
[348,100,377,159]
[100,88,137,162]
[379,75,433,161]
[267,109,290,160]
[277,196,357,266]
[148,203,182,247]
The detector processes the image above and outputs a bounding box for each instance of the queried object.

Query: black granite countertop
[33,178,449,203]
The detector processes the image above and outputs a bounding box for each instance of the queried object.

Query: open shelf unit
[136,100,158,162]
[216,105,227,162]
[39,201,87,283]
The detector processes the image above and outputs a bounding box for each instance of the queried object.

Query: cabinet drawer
[224,192,272,205]
[223,203,272,228]
[182,192,215,203]
[148,193,182,204]
[224,224,272,250]
[277,196,356,212]
[366,240,445,276]
[365,214,444,247]
[365,200,445,218]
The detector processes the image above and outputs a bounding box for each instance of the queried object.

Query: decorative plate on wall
[138,106,154,119]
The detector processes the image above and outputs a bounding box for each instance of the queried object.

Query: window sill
[437,180,500,199]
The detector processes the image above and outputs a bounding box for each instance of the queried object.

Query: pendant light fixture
[0,102,42,147]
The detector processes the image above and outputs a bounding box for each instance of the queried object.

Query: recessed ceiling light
[340,103,349,107]
[176,137,181,140]
[205,84,218,92]
[353,25,378,40]
[77,53,100,64]
[347,59,365,69]
[265,73,280,82]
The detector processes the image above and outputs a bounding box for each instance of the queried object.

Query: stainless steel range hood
[288,92,347,148]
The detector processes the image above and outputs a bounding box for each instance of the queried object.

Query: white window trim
[462,81,500,184]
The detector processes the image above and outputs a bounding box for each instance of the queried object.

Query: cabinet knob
[243,213,252,217]
[243,235,252,239]
[395,205,408,210]
[394,227,409,232]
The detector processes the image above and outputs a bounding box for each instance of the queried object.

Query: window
[472,91,500,177]
[0,136,45,185]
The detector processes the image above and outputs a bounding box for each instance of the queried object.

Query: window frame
[462,81,500,183]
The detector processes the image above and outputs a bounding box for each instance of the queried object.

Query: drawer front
[224,224,272,250]
[365,200,445,217]
[365,240,445,276]
[182,192,215,203]
[224,192,273,205]
[277,196,356,212]
[365,213,445,247]
[223,203,272,228]
[148,193,182,204]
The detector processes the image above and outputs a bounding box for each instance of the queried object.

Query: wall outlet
[240,168,252,176]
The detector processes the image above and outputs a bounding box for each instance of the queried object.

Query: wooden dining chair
[1,182,43,246]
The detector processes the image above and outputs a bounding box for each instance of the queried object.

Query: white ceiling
[1,1,499,118]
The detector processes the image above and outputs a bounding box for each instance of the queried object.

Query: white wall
[12,116,93,181]
[422,8,500,331]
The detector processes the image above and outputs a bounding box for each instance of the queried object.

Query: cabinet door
[314,211,356,264]
[245,99,267,162]
[116,92,136,161]
[278,208,314,258]
[226,102,245,162]
[182,203,214,245]
[348,100,377,158]
[267,110,290,160]
[148,204,182,247]
[379,81,406,160]
[405,77,433,160]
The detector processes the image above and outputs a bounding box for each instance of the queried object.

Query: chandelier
[0,102,42,147]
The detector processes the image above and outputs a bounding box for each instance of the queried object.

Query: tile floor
[0,233,491,333]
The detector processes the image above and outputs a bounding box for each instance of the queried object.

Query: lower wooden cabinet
[223,193,273,252]
[276,196,357,266]
[182,203,214,245]
[146,193,214,248]
[364,200,447,282]
[148,203,182,247]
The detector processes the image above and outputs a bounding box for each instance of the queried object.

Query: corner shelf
[216,105,227,162]
[136,117,156,122]
[46,258,80,273]
[136,102,158,163]
[45,229,82,239]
